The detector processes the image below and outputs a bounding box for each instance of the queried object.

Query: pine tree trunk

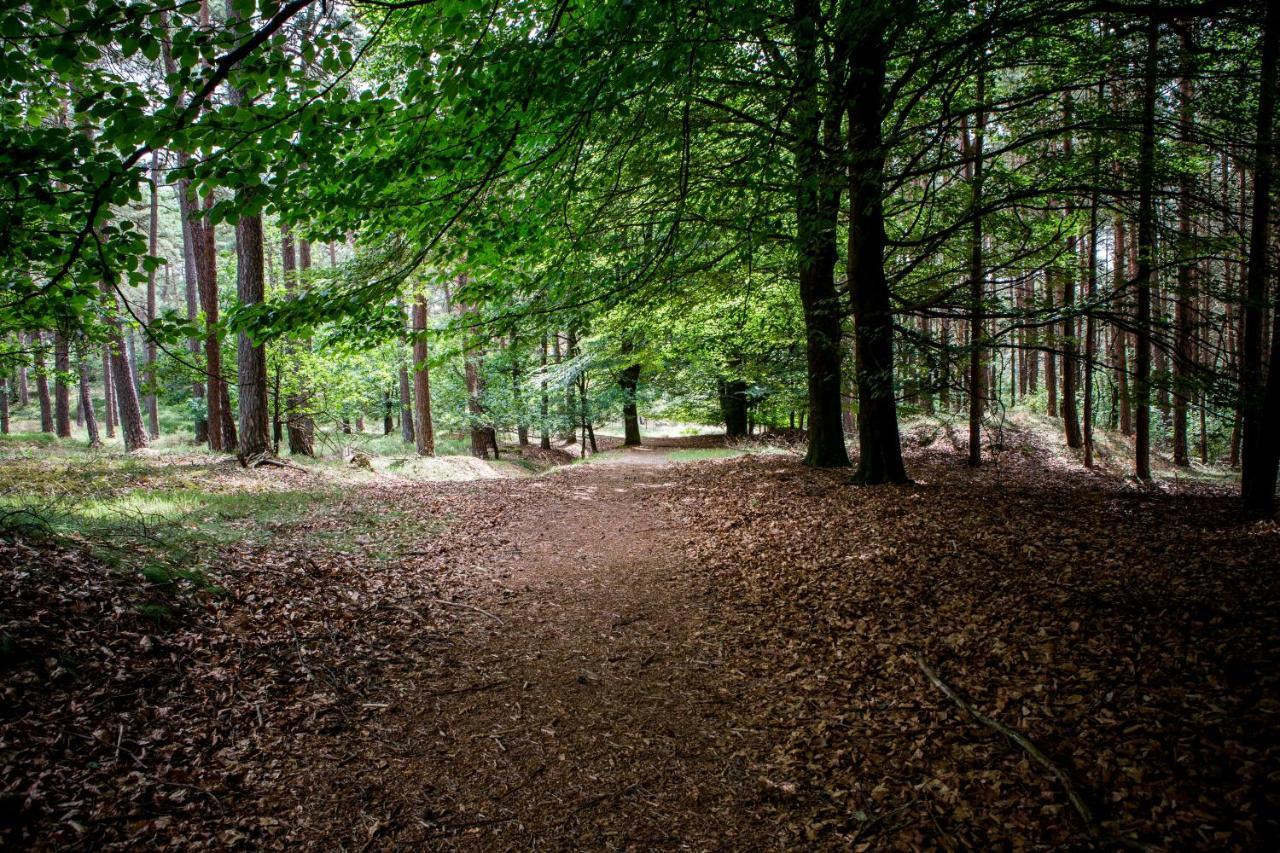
[194,192,224,451]
[77,352,101,448]
[145,152,161,440]
[412,295,435,456]
[1241,1,1279,515]
[280,225,314,456]
[54,332,72,437]
[33,332,53,432]
[101,286,149,451]
[234,213,270,460]
[540,334,551,450]
[0,377,8,434]
[102,345,116,437]
[963,76,988,465]
[1134,20,1160,481]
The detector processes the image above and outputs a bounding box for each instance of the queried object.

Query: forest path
[278,453,765,849]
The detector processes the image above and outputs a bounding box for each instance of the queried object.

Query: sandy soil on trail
[275,454,767,849]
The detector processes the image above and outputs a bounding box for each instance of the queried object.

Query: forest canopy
[0,0,1277,507]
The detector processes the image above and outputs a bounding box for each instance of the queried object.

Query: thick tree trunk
[619,362,642,446]
[720,377,749,438]
[54,333,71,437]
[32,333,53,432]
[793,0,850,469]
[1134,20,1160,481]
[412,295,435,456]
[234,213,270,460]
[1242,1,1279,515]
[847,23,906,483]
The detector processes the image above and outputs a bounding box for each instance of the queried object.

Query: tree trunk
[412,294,435,456]
[1114,217,1133,436]
[793,0,850,469]
[101,285,149,451]
[0,377,8,434]
[1044,272,1058,418]
[1242,0,1279,515]
[145,152,161,440]
[193,192,224,451]
[101,345,116,437]
[964,75,988,465]
[847,21,907,483]
[77,350,101,448]
[560,331,576,443]
[619,362,642,446]
[398,362,415,444]
[54,333,72,437]
[720,377,749,438]
[383,388,394,435]
[280,225,314,456]
[33,333,53,432]
[175,173,207,444]
[539,334,551,450]
[1134,20,1160,482]
[234,213,270,460]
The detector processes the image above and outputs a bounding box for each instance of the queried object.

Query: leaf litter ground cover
[1,435,1277,850]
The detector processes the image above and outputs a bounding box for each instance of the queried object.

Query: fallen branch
[430,597,504,625]
[911,652,1100,840]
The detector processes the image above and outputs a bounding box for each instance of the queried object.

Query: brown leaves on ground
[1,438,1277,850]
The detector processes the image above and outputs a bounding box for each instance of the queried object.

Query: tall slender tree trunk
[101,345,116,437]
[540,334,551,450]
[77,349,101,448]
[964,74,988,465]
[1114,217,1133,435]
[412,294,435,456]
[1083,137,1101,467]
[280,224,314,455]
[1045,272,1058,418]
[560,331,576,443]
[234,213,270,459]
[145,152,161,439]
[53,333,72,437]
[31,333,54,433]
[0,377,8,434]
[1133,20,1160,481]
[1242,1,1279,515]
[101,285,148,451]
[511,334,529,445]
[193,193,224,451]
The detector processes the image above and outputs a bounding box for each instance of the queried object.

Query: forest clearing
[3,0,1280,849]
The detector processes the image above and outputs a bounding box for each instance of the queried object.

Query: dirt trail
[276,455,766,849]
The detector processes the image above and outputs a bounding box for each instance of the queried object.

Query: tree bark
[619,362,642,446]
[1242,1,1279,515]
[234,213,270,459]
[101,285,149,451]
[793,0,851,469]
[847,20,906,483]
[280,223,314,455]
[77,349,101,448]
[32,333,53,432]
[964,74,988,465]
[145,152,161,440]
[1134,20,1160,482]
[539,334,551,450]
[54,333,72,437]
[412,294,435,456]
